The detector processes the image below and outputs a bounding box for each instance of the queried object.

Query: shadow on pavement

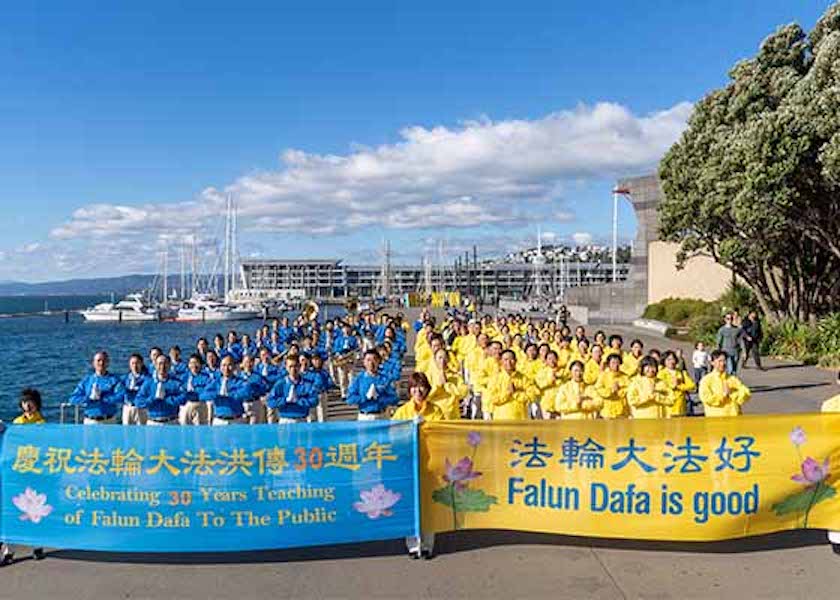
[750,382,830,394]
[46,538,407,565]
[433,528,828,556]
[39,529,829,565]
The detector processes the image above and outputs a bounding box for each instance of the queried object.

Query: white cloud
[19,100,691,278]
[572,232,594,246]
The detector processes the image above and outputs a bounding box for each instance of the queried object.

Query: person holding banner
[658,350,697,417]
[200,356,252,425]
[393,371,441,558]
[266,355,319,424]
[486,349,534,420]
[594,353,630,419]
[135,355,186,425]
[546,360,603,419]
[627,357,673,419]
[346,350,398,420]
[698,350,751,417]
[68,351,124,424]
[820,372,840,553]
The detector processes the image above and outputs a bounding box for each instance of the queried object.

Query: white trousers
[122,405,148,425]
[83,417,115,425]
[212,416,244,426]
[357,412,381,421]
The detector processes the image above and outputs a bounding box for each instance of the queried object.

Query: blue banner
[0,422,418,552]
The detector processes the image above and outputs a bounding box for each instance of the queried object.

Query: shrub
[817,313,840,355]
[686,313,721,346]
[643,297,718,327]
[718,282,756,315]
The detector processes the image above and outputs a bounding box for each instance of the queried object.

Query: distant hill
[0,275,217,296]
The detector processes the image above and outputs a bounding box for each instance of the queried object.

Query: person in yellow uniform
[426,348,469,419]
[546,360,602,420]
[698,350,751,417]
[536,350,567,418]
[594,354,630,419]
[486,349,533,420]
[12,387,47,424]
[821,371,840,553]
[391,372,442,558]
[621,339,645,378]
[604,334,624,364]
[4,388,46,564]
[627,357,673,418]
[583,344,605,386]
[571,338,591,365]
[658,350,696,417]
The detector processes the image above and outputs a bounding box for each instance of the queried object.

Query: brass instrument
[301,300,320,323]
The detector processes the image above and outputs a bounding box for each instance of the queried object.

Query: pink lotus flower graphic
[789,426,806,447]
[467,431,482,448]
[353,484,401,519]
[443,457,481,491]
[13,487,53,523]
[792,457,830,485]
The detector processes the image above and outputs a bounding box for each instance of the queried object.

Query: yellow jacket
[621,352,644,378]
[822,394,840,413]
[627,375,673,419]
[451,334,475,364]
[548,380,602,420]
[594,370,629,419]
[518,357,542,383]
[555,348,572,370]
[13,411,46,424]
[474,355,500,396]
[463,345,485,384]
[657,368,696,417]
[391,400,445,421]
[535,365,567,411]
[583,358,603,386]
[426,367,469,419]
[698,371,750,417]
[487,370,533,420]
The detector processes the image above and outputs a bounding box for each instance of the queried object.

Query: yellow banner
[420,414,840,541]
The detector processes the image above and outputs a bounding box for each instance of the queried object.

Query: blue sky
[0,0,832,281]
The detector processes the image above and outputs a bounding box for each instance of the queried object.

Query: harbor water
[0,296,344,422]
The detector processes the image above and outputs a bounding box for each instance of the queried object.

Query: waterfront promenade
[4,312,840,599]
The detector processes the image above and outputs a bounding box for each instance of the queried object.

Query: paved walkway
[4,316,840,599]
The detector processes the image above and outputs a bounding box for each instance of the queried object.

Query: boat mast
[223,195,231,300]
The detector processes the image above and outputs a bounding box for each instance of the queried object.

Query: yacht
[175,296,261,322]
[81,293,160,322]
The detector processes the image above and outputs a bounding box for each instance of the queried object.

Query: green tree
[659,3,840,323]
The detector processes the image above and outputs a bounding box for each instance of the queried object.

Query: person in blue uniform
[68,351,124,424]
[195,337,211,363]
[333,322,360,398]
[240,334,258,360]
[225,330,243,363]
[135,355,186,425]
[204,350,220,379]
[181,354,212,425]
[346,350,398,420]
[306,353,336,422]
[278,317,296,345]
[122,353,149,425]
[267,355,319,424]
[213,334,228,360]
[168,346,189,381]
[200,356,252,425]
[239,355,268,424]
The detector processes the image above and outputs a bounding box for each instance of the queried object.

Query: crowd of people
[6,305,840,560]
[5,308,763,430]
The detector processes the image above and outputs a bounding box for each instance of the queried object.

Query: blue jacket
[305,368,336,394]
[183,370,213,403]
[225,343,243,363]
[68,372,125,419]
[257,362,282,387]
[266,375,318,418]
[170,361,189,382]
[346,371,398,414]
[198,375,251,418]
[279,326,297,344]
[122,372,150,406]
[380,357,403,385]
[240,370,270,399]
[135,375,185,420]
[239,342,259,359]
[332,334,359,355]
